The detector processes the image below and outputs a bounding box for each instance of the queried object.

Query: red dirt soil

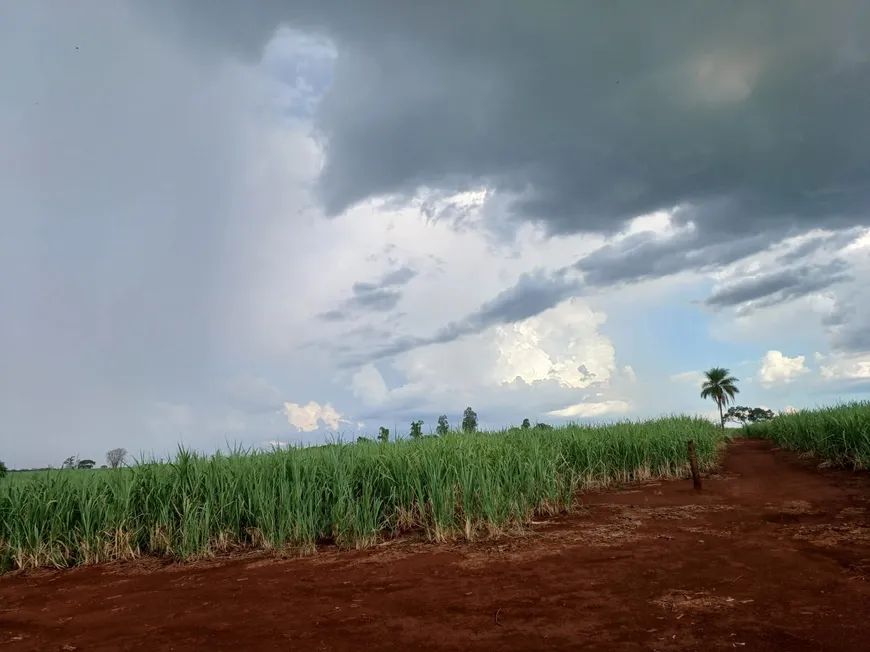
[2,438,870,651]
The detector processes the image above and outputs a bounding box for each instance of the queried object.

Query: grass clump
[0,416,727,572]
[746,401,870,470]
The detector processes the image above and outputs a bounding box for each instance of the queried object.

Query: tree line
[362,367,773,444]
[58,448,128,470]
[359,407,558,444]
[0,448,128,476]
[0,370,777,474]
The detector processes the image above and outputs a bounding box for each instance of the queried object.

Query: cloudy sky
[2,1,869,467]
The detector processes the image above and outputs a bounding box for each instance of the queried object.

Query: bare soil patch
[2,438,870,651]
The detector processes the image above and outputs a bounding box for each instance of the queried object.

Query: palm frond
[701,367,741,425]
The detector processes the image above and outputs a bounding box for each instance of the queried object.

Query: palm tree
[700,367,740,428]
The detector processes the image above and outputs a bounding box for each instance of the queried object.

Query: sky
[2,1,869,468]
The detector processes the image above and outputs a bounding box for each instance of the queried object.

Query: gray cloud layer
[825,291,870,354]
[141,0,870,341]
[775,229,865,265]
[574,223,773,288]
[338,270,580,365]
[320,266,419,320]
[146,0,870,242]
[705,260,853,310]
[1,2,257,463]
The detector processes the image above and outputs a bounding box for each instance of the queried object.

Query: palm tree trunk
[718,399,724,429]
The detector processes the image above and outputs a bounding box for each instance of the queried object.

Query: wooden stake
[687,439,702,490]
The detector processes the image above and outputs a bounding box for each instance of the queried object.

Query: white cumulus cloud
[757,350,809,387]
[283,401,343,432]
[492,298,615,389]
[817,353,870,381]
[547,400,632,419]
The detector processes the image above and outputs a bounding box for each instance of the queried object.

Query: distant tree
[534,422,553,431]
[521,418,531,429]
[77,459,96,470]
[700,368,740,428]
[377,427,390,443]
[100,465,108,469]
[436,415,450,436]
[410,420,424,439]
[461,407,478,434]
[725,406,775,426]
[749,407,775,423]
[724,406,750,426]
[357,436,372,444]
[0,460,7,479]
[61,456,77,469]
[106,448,128,469]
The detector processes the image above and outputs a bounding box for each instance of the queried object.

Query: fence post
[687,440,702,490]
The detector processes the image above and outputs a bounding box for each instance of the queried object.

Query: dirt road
[2,438,869,651]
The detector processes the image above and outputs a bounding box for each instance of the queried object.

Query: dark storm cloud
[319,309,349,322]
[825,299,870,354]
[574,225,773,287]
[704,260,853,310]
[320,266,419,321]
[378,266,418,287]
[837,328,870,353]
[349,287,402,312]
[338,270,579,364]
[140,1,870,372]
[144,0,870,245]
[775,229,865,265]
[1,1,257,466]
[468,271,580,327]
